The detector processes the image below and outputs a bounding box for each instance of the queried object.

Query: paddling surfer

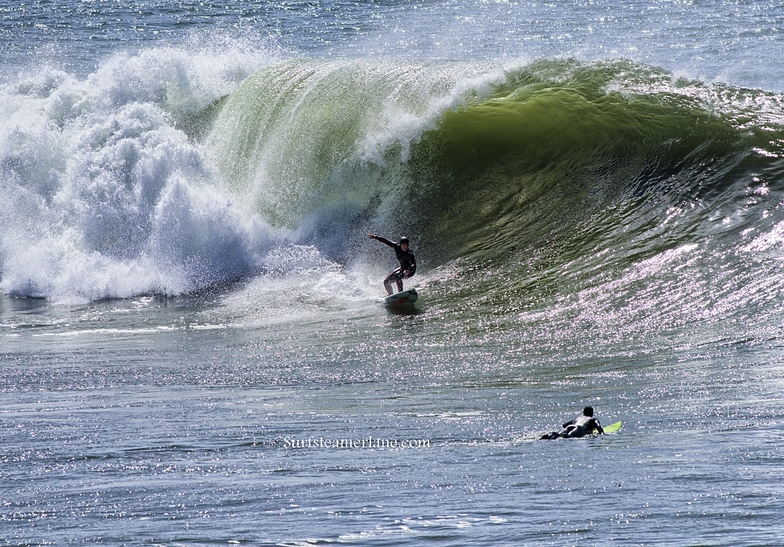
[367,234,416,295]
[540,406,604,439]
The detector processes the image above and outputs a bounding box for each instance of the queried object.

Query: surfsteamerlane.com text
[282,436,431,449]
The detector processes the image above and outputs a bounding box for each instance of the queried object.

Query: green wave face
[207,58,784,275]
[207,59,495,232]
[410,60,775,261]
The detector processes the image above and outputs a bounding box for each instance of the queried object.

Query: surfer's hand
[367,234,376,240]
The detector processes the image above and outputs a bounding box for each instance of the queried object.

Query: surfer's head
[583,406,594,417]
[398,237,409,250]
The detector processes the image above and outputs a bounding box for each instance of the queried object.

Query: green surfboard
[600,420,622,434]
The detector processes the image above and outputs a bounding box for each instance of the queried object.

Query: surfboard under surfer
[367,234,416,295]
[540,406,604,440]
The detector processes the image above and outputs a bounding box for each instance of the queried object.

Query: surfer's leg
[384,269,402,295]
[400,269,413,291]
[562,425,577,438]
[384,269,404,294]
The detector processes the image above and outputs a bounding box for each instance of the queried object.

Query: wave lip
[207,58,505,227]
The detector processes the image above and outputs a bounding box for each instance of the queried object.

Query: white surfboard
[384,288,418,305]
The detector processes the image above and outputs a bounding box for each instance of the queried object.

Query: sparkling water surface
[3,287,783,545]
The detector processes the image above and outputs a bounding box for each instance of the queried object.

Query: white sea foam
[0,42,284,303]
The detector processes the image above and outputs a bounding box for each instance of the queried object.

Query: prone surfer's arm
[593,419,604,435]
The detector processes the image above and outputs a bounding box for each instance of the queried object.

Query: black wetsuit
[373,236,416,293]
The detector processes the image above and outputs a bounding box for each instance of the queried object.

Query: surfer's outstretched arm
[368,234,397,248]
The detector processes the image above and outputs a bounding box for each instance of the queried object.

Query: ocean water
[2,1,784,545]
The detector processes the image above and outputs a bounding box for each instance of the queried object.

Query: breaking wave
[2,51,784,320]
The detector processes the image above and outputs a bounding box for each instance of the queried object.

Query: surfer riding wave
[368,234,416,295]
